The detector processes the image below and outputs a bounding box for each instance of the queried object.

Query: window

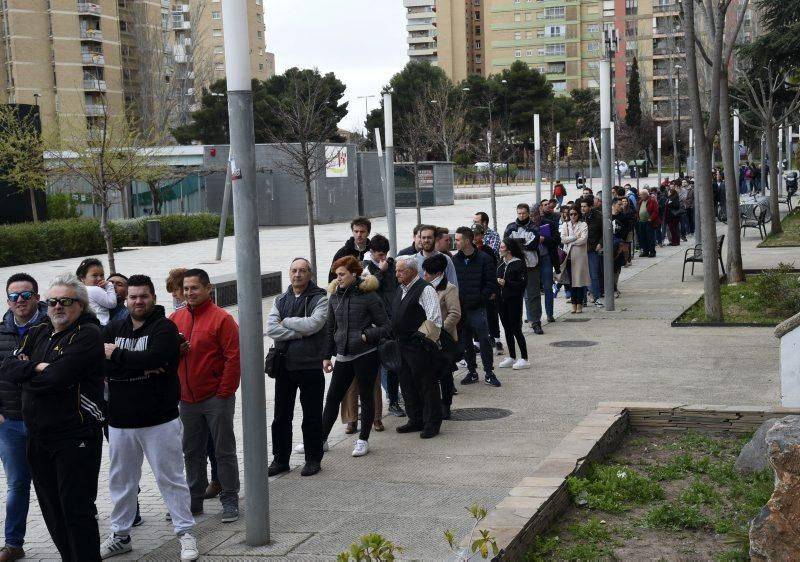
[475,26,481,34]
[119,21,127,31]
[214,46,223,54]
[514,31,521,40]
[526,48,533,56]
[212,0,219,2]
[256,0,261,4]
[544,6,565,19]
[475,54,482,63]
[258,48,263,55]
[544,43,565,55]
[259,63,263,70]
[546,25,565,37]
[552,81,567,92]
[475,40,481,49]
[587,41,599,51]
[213,28,222,36]
[211,11,221,19]
[587,24,599,33]
[215,63,224,70]
[514,48,522,58]
[474,10,480,20]
[514,0,520,3]
[525,12,532,21]
[514,12,521,21]
[526,30,533,39]
[257,29,262,37]
[625,0,638,15]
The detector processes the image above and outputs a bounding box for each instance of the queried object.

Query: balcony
[83,79,107,91]
[653,27,682,36]
[77,3,101,15]
[85,104,107,116]
[80,28,102,41]
[82,52,105,65]
[653,3,680,13]
[172,20,191,30]
[652,46,685,56]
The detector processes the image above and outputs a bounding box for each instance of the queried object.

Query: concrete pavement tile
[508,485,561,498]
[207,532,313,556]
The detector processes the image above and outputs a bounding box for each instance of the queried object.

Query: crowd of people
[0,181,698,561]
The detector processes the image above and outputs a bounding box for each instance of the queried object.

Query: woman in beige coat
[559,207,590,313]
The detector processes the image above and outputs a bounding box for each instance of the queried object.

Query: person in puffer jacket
[320,256,388,458]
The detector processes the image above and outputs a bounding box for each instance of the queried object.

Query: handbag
[264,345,285,379]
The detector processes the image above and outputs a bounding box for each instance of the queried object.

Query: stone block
[736,418,780,474]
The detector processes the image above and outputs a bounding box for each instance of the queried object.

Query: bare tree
[48,101,154,273]
[733,64,800,236]
[262,73,341,276]
[424,81,468,162]
[0,105,46,222]
[467,100,511,232]
[397,91,438,225]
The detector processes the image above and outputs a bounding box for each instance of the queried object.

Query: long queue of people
[0,182,693,561]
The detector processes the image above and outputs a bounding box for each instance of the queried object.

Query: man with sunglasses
[0,273,105,562]
[0,274,47,562]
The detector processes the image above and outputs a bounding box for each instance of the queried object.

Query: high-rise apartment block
[0,0,274,140]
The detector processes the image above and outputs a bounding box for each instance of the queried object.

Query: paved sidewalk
[0,188,790,560]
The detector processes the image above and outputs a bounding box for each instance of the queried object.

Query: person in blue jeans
[0,273,48,562]
[580,199,604,305]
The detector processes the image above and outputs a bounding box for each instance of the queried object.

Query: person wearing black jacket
[496,238,529,370]
[328,217,371,282]
[100,275,198,561]
[504,204,544,334]
[581,197,604,306]
[0,273,47,562]
[452,226,501,388]
[0,273,105,562]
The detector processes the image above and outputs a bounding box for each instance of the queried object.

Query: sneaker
[532,322,544,335]
[512,358,530,370]
[352,439,369,457]
[100,533,132,559]
[300,461,321,476]
[294,440,329,454]
[547,316,556,323]
[268,461,290,477]
[387,402,406,417]
[498,357,515,368]
[0,546,25,562]
[204,480,221,499]
[484,374,502,387]
[221,504,239,523]
[166,512,172,521]
[179,533,199,561]
[494,341,504,355]
[460,372,479,385]
[595,299,604,307]
[456,359,468,368]
[132,508,143,527]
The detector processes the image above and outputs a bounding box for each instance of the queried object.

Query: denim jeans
[539,253,554,319]
[587,250,603,300]
[459,307,494,374]
[637,222,656,255]
[0,419,31,547]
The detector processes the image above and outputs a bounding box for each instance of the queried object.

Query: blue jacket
[452,249,498,311]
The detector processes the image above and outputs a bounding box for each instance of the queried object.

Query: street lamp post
[357,95,375,141]
[534,114,541,203]
[383,93,397,256]
[733,109,740,200]
[554,131,560,196]
[600,28,617,312]
[674,65,683,178]
[657,126,662,189]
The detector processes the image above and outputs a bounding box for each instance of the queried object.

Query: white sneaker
[294,440,329,454]
[498,357,515,368]
[352,439,369,457]
[456,359,467,368]
[179,532,199,561]
[512,358,530,370]
[100,533,132,559]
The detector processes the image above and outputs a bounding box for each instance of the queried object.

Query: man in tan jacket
[421,254,461,420]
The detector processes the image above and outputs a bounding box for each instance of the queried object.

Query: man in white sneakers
[100,275,198,560]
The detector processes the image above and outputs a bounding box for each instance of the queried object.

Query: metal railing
[77,2,101,15]
[80,28,102,40]
[81,52,105,64]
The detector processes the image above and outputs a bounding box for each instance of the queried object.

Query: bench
[682,234,725,282]
[740,201,771,240]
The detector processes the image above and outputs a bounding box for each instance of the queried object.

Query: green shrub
[0,213,233,267]
[567,464,664,513]
[46,193,82,220]
[751,262,800,316]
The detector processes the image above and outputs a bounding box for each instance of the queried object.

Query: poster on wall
[325,146,348,178]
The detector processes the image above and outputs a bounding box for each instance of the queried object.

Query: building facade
[1,0,273,140]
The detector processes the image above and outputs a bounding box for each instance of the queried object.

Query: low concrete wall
[776,312,800,407]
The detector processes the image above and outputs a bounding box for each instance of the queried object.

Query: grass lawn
[759,207,800,247]
[676,269,800,325]
[526,431,773,561]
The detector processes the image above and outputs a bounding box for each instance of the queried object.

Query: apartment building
[1,0,273,140]
[405,0,438,64]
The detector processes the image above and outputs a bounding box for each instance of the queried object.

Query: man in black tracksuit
[0,274,105,562]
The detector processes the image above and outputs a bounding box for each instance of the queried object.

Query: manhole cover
[449,407,512,421]
[562,318,591,322]
[550,340,598,347]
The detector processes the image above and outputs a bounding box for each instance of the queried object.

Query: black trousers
[398,341,442,428]
[499,296,527,360]
[28,428,102,562]
[485,299,500,340]
[322,352,379,441]
[272,368,325,464]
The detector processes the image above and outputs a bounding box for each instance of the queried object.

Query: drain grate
[550,340,598,348]
[448,407,512,421]
[562,318,591,322]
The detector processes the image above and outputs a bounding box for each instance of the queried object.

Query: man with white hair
[0,273,105,562]
[392,256,443,438]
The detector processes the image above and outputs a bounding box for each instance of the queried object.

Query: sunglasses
[46,297,77,307]
[8,291,34,302]
[569,212,579,216]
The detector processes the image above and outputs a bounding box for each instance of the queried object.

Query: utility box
[394,162,455,208]
[146,219,161,246]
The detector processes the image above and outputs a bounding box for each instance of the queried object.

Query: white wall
[781,327,800,407]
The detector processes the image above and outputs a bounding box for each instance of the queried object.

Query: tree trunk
[489,167,497,232]
[304,170,318,279]
[718,77,745,282]
[766,123,783,235]
[100,202,116,274]
[28,186,39,223]
[149,181,162,215]
[413,160,421,225]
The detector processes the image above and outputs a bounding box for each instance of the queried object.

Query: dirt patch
[525,431,773,561]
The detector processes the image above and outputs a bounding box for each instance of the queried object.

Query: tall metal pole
[611,123,618,186]
[787,124,793,173]
[733,110,740,200]
[588,137,593,191]
[534,114,541,203]
[599,57,615,311]
[778,126,784,198]
[657,126,662,189]
[215,164,232,261]
[383,93,397,256]
[221,0,269,545]
[555,131,560,190]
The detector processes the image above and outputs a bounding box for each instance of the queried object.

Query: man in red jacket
[170,269,241,523]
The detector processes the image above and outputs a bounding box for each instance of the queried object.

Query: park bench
[740,201,771,240]
[682,234,725,282]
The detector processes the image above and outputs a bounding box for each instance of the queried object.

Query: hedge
[0,213,234,268]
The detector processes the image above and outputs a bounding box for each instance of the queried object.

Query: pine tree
[625,57,642,129]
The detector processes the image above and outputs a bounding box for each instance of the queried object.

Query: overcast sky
[265,0,408,132]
